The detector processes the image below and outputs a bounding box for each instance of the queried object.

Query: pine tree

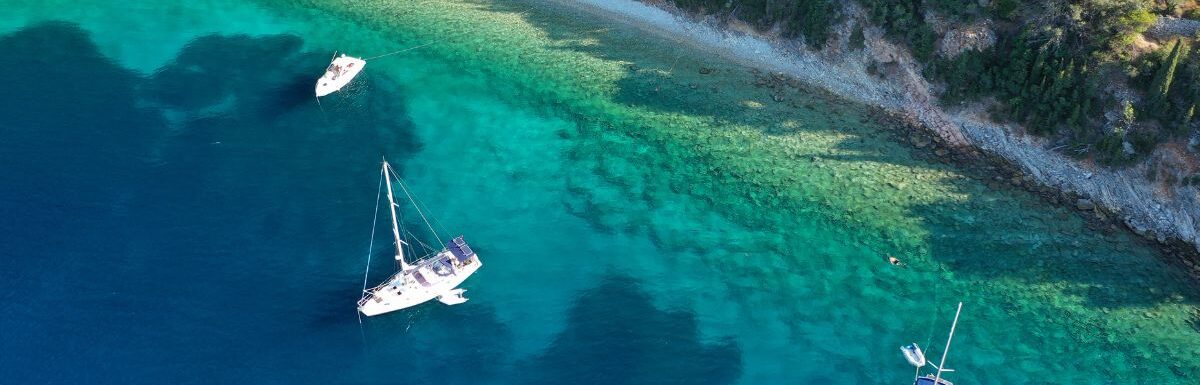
[1067,103,1082,131]
[1027,47,1048,89]
[1004,37,1031,95]
[849,26,865,50]
[1177,103,1196,134]
[1148,39,1184,118]
[1080,97,1092,129]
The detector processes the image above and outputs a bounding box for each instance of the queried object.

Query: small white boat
[356,160,482,317]
[315,53,366,97]
[901,343,926,367]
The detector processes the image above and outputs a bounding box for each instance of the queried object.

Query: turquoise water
[2,0,1199,383]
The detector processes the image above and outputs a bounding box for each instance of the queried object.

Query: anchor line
[364,42,433,61]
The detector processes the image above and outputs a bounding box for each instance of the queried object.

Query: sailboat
[357,160,482,316]
[315,52,366,97]
[902,302,964,385]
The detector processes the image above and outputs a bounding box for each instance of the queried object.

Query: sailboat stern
[446,236,476,262]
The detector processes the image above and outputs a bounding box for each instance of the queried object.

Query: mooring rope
[364,42,433,61]
[314,95,328,122]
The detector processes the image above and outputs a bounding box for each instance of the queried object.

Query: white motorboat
[357,160,482,316]
[315,53,366,97]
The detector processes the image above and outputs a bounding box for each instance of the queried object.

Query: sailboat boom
[933,302,964,385]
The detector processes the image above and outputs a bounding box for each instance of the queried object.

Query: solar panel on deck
[447,236,475,262]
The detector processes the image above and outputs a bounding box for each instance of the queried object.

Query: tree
[1121,99,1137,131]
[1176,103,1196,134]
[1148,39,1184,118]
[1067,103,1082,131]
[849,25,865,50]
[1097,100,1137,163]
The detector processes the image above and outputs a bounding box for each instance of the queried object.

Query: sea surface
[2,1,1200,383]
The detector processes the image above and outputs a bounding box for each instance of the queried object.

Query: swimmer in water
[887,254,904,266]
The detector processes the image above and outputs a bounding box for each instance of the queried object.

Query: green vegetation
[1146,39,1183,118]
[848,26,865,50]
[669,0,1200,166]
[862,0,940,61]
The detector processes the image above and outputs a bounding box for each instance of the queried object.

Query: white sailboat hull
[358,252,481,316]
[315,55,365,97]
[357,161,484,318]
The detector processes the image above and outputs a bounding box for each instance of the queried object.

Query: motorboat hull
[315,55,366,97]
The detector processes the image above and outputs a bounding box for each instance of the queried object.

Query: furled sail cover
[915,377,952,385]
[447,236,475,262]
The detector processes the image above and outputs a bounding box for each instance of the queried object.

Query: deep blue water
[1,22,405,383]
[0,18,736,385]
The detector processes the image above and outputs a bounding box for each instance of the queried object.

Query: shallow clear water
[2,1,1199,383]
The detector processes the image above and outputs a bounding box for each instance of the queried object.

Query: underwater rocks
[868,105,1200,277]
[909,134,931,148]
[562,0,1200,280]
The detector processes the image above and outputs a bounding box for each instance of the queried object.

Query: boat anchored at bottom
[357,160,482,317]
[316,53,366,97]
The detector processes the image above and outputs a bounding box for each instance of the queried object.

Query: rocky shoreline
[871,107,1200,279]
[544,0,1200,275]
[750,66,1200,278]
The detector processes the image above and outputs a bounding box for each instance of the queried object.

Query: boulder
[911,135,931,148]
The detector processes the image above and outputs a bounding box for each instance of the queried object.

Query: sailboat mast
[382,160,410,270]
[933,302,963,385]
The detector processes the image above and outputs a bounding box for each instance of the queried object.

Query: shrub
[849,25,865,50]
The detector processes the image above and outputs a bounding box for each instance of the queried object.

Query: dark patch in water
[518,275,742,385]
[268,73,324,113]
[146,35,302,109]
